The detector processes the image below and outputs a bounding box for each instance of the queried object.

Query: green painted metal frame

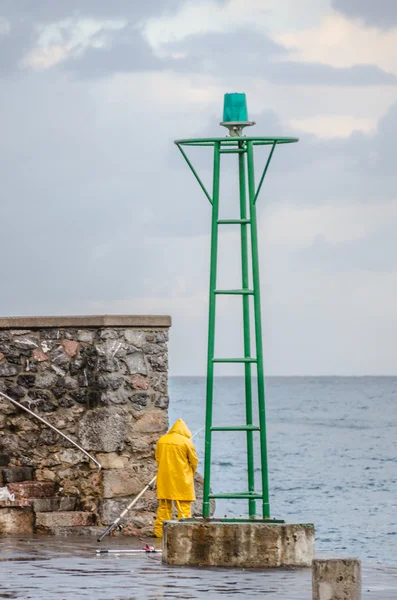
[175,135,298,521]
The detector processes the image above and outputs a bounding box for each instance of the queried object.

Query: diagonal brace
[176,143,213,205]
[254,141,277,204]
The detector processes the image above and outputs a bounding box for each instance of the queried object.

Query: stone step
[0,506,34,534]
[35,511,95,532]
[40,526,105,537]
[0,499,32,509]
[8,481,56,499]
[30,497,77,513]
[1,467,34,484]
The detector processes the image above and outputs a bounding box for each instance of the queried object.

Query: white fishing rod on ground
[97,425,204,543]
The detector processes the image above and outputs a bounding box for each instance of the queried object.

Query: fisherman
[154,418,199,538]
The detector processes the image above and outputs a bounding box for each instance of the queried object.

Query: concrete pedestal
[162,520,315,568]
[312,559,361,600]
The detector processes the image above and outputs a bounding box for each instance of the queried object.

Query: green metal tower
[175,94,298,520]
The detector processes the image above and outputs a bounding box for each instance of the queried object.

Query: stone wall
[0,315,172,536]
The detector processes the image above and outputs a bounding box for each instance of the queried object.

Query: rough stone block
[0,454,10,467]
[0,507,34,534]
[312,558,361,600]
[62,340,79,357]
[35,511,94,529]
[0,363,20,377]
[132,411,168,434]
[121,511,155,537]
[163,521,315,568]
[124,330,146,347]
[30,497,77,512]
[1,467,34,483]
[96,453,128,470]
[130,374,149,390]
[8,481,56,499]
[125,351,147,375]
[102,465,155,499]
[77,408,126,452]
[100,498,129,525]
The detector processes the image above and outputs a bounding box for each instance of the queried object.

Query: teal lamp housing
[220,92,255,137]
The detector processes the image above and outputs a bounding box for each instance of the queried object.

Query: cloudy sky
[1,0,396,376]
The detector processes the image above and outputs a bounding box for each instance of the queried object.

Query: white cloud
[22,18,126,70]
[290,115,376,137]
[146,0,330,48]
[274,12,397,75]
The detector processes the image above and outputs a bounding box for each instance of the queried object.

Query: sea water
[169,376,397,565]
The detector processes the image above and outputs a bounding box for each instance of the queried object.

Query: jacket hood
[168,419,192,439]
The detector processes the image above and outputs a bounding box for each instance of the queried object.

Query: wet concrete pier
[0,535,396,599]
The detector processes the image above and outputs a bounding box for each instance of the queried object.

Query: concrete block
[30,497,77,512]
[8,481,56,499]
[35,511,95,529]
[312,558,361,600]
[0,507,34,534]
[1,467,33,483]
[163,521,315,568]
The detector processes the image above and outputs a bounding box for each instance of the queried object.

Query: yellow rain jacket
[155,419,199,501]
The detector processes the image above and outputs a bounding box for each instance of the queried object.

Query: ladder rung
[212,358,257,363]
[217,219,250,225]
[219,148,246,154]
[211,425,260,432]
[209,493,263,499]
[214,289,253,295]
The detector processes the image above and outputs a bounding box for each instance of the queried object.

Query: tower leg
[247,141,270,519]
[203,141,221,518]
[239,146,256,518]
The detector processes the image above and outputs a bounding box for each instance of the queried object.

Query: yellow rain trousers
[154,419,198,538]
[154,500,191,538]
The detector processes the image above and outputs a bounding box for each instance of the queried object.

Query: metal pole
[203,141,221,518]
[238,144,256,518]
[246,141,270,519]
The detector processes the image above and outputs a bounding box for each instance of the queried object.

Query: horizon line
[169,373,397,378]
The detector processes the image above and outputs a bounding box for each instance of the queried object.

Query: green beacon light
[220,92,255,137]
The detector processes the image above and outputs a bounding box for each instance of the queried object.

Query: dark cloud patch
[0,0,187,22]
[0,71,169,313]
[62,25,163,77]
[168,28,397,86]
[299,223,397,273]
[0,0,205,76]
[332,0,397,29]
[252,100,397,212]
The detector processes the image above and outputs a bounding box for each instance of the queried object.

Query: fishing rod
[97,425,203,542]
[96,544,161,555]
